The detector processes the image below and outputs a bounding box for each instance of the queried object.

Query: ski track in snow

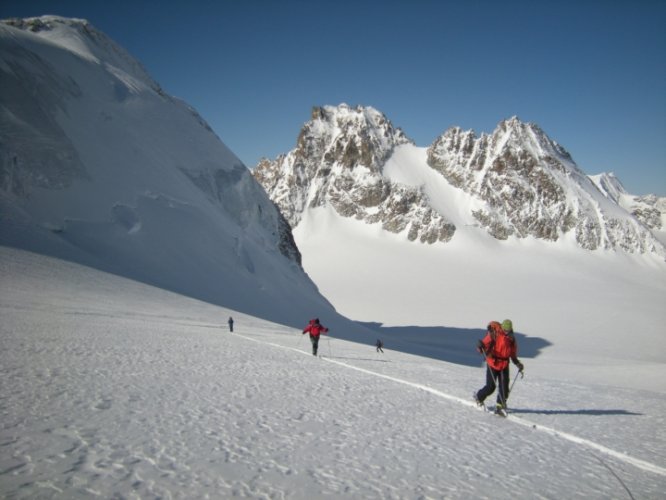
[2,249,666,499]
[235,332,666,478]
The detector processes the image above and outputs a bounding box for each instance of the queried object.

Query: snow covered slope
[0,16,349,330]
[1,246,665,498]
[590,172,666,246]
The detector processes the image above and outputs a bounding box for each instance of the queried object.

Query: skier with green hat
[474,319,524,415]
[501,319,523,374]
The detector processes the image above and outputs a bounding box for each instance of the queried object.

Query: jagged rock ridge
[255,105,663,257]
[254,104,456,244]
[427,118,662,253]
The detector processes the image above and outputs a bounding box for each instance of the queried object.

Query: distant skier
[474,320,524,415]
[228,317,234,333]
[302,318,329,356]
[376,339,384,353]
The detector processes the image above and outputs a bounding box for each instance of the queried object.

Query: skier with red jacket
[474,320,524,414]
[303,318,329,356]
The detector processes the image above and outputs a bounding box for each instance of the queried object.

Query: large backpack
[487,321,513,361]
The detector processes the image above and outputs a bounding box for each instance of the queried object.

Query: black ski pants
[310,334,320,356]
[477,365,510,406]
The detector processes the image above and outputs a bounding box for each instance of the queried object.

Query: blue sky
[2,0,665,195]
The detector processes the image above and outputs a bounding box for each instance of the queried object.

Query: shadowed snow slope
[0,16,363,334]
[1,246,665,498]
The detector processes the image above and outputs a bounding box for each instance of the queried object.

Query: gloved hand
[476,340,484,354]
[516,361,524,373]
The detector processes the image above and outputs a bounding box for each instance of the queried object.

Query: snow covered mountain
[255,105,664,256]
[428,118,664,254]
[0,16,349,329]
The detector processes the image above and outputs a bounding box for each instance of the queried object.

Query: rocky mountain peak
[255,107,663,256]
[428,118,662,254]
[294,104,412,171]
[254,104,455,243]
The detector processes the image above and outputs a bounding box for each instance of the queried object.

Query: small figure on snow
[302,318,329,356]
[474,319,524,415]
[376,339,384,353]
[228,316,234,333]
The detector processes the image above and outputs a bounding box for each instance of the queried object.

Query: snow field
[294,203,666,394]
[1,248,665,498]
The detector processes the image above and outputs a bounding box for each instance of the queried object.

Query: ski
[473,394,508,417]
[491,405,508,417]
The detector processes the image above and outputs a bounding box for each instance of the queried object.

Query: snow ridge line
[233,333,666,477]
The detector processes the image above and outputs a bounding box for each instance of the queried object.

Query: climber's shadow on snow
[357,322,552,367]
[510,408,642,416]
[326,356,390,363]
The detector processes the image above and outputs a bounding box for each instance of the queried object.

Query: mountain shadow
[357,322,552,367]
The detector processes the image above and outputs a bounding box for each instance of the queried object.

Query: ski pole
[479,349,508,410]
[326,334,332,357]
[510,368,523,392]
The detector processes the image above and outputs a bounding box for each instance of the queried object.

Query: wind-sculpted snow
[1,247,665,498]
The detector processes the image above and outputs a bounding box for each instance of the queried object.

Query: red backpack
[486,321,513,368]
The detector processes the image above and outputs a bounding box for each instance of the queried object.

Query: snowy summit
[0,16,351,331]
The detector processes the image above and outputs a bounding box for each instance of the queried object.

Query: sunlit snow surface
[294,144,666,395]
[1,246,665,498]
